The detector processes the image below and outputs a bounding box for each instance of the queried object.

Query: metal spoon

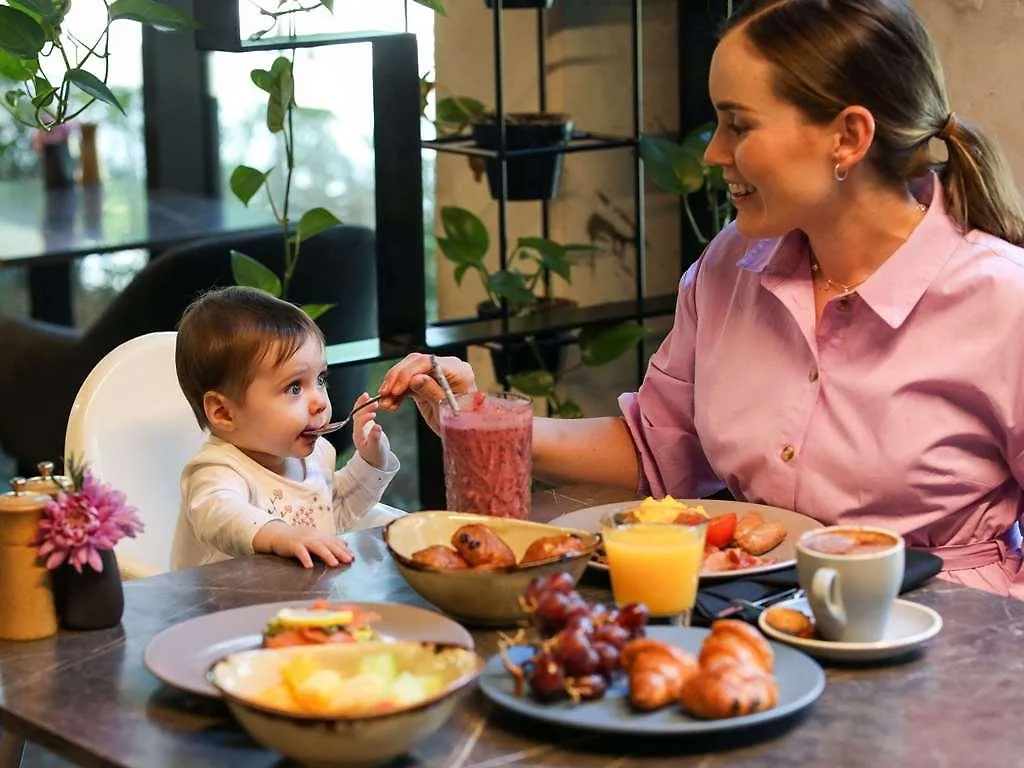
[307,394,384,436]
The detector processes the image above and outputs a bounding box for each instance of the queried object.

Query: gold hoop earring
[833,163,848,182]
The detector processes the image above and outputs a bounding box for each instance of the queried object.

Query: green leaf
[412,0,447,15]
[435,96,484,132]
[229,165,270,206]
[3,89,26,109]
[0,7,46,58]
[66,69,125,114]
[509,370,555,397]
[251,68,274,93]
[439,206,488,259]
[108,0,198,31]
[682,121,715,156]
[319,0,334,11]
[488,270,536,305]
[301,303,334,320]
[296,207,342,244]
[30,75,54,108]
[265,57,294,133]
[639,135,704,196]
[553,400,584,419]
[0,50,35,82]
[579,321,648,367]
[452,262,476,285]
[516,237,574,283]
[231,250,282,297]
[419,73,434,117]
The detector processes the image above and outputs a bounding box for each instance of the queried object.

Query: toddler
[170,286,399,569]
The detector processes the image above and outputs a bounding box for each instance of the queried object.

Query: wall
[914,0,1024,180]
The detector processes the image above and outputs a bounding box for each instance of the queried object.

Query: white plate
[758,596,942,663]
[548,499,823,581]
[478,625,825,735]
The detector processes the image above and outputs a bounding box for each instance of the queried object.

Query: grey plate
[144,600,474,698]
[758,597,942,663]
[548,500,824,581]
[478,625,825,735]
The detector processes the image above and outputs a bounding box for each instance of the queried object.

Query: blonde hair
[727,0,1024,246]
[175,286,324,428]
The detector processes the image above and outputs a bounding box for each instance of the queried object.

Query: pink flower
[34,470,144,573]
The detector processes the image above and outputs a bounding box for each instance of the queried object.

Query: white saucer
[758,597,942,663]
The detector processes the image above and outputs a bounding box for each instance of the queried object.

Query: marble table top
[1,485,1021,767]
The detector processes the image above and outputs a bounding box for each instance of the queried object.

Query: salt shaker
[22,461,73,498]
[0,478,58,640]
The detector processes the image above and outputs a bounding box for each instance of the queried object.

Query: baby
[170,286,399,569]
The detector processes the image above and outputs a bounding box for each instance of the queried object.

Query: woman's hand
[378,353,476,434]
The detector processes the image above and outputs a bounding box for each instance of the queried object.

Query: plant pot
[484,0,556,8]
[471,113,572,201]
[52,549,125,631]
[478,298,576,388]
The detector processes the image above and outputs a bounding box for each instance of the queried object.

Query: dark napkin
[691,548,943,627]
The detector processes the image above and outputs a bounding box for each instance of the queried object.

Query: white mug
[796,525,905,643]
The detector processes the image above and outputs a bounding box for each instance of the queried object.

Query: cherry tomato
[704,512,737,549]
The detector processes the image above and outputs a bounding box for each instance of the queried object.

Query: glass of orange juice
[600,511,707,626]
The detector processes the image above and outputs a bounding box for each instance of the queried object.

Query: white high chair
[64,332,405,579]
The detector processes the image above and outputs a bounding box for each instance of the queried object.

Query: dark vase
[42,141,75,189]
[484,0,555,8]
[478,298,576,388]
[53,549,124,631]
[471,113,572,201]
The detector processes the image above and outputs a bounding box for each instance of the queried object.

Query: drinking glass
[600,511,707,626]
[439,392,532,519]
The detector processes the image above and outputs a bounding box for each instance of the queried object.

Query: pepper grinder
[0,478,59,640]
[22,461,73,498]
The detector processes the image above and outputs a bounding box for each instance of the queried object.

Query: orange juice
[602,522,706,616]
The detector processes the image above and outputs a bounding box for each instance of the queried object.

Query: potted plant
[437,205,645,404]
[436,96,572,201]
[639,122,732,244]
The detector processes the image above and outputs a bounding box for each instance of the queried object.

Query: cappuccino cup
[796,525,905,643]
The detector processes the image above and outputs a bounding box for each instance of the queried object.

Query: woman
[381,0,1024,598]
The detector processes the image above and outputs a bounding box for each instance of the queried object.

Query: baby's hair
[175,286,324,428]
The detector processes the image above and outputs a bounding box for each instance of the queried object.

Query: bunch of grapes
[508,571,650,703]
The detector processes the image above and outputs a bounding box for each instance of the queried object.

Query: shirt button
[808,367,819,382]
[836,298,852,313]
[781,445,796,462]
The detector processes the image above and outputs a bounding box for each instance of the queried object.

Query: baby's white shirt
[171,434,399,569]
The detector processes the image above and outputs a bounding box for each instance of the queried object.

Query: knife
[712,587,803,620]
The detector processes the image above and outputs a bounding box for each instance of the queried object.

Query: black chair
[0,225,378,473]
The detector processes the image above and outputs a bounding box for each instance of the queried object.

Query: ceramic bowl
[209,640,482,768]
[384,511,599,625]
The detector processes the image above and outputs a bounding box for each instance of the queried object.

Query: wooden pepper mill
[0,478,59,640]
[22,461,73,498]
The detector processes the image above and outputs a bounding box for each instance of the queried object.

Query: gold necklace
[811,202,927,296]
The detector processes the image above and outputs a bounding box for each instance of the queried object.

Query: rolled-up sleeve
[619,259,722,500]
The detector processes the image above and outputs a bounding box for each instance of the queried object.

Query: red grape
[526,649,566,701]
[591,640,620,677]
[555,627,599,676]
[544,571,576,594]
[592,622,630,649]
[615,602,650,634]
[534,591,572,625]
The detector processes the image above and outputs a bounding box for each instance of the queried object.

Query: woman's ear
[203,391,235,433]
[832,105,876,172]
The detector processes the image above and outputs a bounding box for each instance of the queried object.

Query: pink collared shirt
[620,176,1024,598]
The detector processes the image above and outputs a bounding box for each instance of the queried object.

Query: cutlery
[712,587,803,620]
[307,393,384,436]
[430,355,460,414]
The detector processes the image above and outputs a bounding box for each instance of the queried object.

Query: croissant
[520,533,587,564]
[620,638,699,711]
[679,619,778,719]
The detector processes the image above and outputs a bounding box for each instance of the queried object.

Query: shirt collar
[734,173,965,329]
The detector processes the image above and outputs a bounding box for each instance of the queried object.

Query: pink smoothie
[439,391,532,519]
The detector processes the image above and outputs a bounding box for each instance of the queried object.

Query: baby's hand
[252,520,354,569]
[352,391,389,468]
